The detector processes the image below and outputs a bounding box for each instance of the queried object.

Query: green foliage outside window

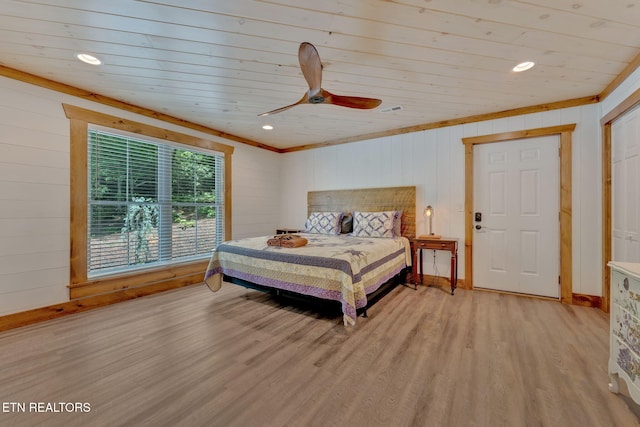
[171,149,217,226]
[88,130,222,274]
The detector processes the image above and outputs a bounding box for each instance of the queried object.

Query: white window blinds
[87,129,224,276]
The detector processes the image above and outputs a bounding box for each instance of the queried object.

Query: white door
[473,136,560,298]
[612,105,640,262]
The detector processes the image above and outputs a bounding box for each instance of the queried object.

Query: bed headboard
[307,186,416,239]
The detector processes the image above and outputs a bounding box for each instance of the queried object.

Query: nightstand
[412,237,458,295]
[276,228,303,234]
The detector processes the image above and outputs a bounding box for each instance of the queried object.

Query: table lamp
[420,205,441,239]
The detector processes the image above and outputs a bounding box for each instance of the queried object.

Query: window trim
[63,104,233,299]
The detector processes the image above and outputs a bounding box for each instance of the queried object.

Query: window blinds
[87,129,224,276]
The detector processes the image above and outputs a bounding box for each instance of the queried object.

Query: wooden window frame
[63,104,233,299]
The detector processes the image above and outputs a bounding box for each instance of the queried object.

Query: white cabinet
[609,261,640,404]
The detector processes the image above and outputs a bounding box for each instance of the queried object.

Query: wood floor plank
[0,282,639,427]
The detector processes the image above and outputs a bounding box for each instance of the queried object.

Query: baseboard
[4,276,594,333]
[467,287,602,308]
[416,274,467,290]
[0,279,202,333]
[572,293,602,309]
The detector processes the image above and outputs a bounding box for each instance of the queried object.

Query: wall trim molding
[572,293,602,309]
[0,281,202,333]
[0,64,277,153]
[282,99,597,153]
[1,64,599,154]
[417,274,466,291]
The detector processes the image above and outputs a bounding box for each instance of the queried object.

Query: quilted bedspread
[204,233,412,325]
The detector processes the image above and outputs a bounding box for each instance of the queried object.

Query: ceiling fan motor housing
[309,94,325,104]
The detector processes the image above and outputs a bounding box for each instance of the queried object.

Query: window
[64,104,233,300]
[88,129,225,276]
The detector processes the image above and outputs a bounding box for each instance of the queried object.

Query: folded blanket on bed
[267,234,308,248]
[267,236,283,246]
[280,235,308,248]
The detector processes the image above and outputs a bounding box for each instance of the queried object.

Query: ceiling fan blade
[298,42,322,96]
[322,89,382,110]
[257,93,309,116]
[258,43,382,115]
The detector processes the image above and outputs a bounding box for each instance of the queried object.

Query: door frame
[601,88,640,314]
[462,124,576,304]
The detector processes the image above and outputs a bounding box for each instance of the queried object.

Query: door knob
[475,225,482,230]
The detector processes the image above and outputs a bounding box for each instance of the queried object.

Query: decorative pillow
[340,213,353,234]
[352,211,399,238]
[393,210,402,237]
[304,211,343,235]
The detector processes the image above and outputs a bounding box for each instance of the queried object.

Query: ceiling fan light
[262,124,273,130]
[513,61,535,72]
[76,53,101,65]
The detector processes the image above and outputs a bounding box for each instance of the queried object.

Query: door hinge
[558,275,561,285]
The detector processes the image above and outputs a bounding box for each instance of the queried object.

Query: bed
[204,186,416,325]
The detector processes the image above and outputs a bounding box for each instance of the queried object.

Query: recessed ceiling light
[76,53,101,65]
[262,124,273,130]
[513,61,535,72]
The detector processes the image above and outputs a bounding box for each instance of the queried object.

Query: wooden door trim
[601,88,640,313]
[462,124,576,303]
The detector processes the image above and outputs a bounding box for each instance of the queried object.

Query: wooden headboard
[307,186,416,239]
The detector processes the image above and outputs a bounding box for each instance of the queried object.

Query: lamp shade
[424,205,433,235]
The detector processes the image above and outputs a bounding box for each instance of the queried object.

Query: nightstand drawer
[413,239,457,252]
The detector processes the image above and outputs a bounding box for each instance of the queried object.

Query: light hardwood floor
[0,282,639,427]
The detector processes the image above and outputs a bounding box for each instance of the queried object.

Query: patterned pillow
[340,213,353,234]
[304,211,343,235]
[352,211,399,238]
[393,210,402,237]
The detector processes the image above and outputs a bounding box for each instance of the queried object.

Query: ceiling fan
[258,42,382,116]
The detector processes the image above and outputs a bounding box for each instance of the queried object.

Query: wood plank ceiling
[0,0,639,151]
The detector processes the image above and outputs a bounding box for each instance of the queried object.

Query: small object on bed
[267,236,282,246]
[280,234,308,248]
[267,234,308,247]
